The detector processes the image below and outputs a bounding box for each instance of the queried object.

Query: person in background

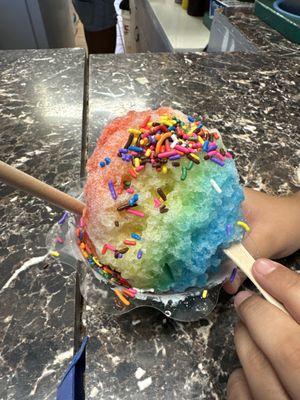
[225,189,300,399]
[73,0,117,53]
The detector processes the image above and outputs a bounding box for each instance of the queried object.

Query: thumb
[252,259,300,323]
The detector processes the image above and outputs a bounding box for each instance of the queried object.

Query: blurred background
[0,0,298,54]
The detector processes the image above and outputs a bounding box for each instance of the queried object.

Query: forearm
[243,188,300,260]
[274,191,300,258]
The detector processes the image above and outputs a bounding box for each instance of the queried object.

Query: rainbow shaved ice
[83,107,245,292]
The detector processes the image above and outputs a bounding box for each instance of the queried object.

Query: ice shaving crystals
[81,107,245,297]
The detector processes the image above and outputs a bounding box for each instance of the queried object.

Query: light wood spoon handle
[0,160,85,215]
[224,242,288,315]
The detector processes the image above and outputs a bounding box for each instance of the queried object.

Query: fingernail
[253,259,277,276]
[234,291,253,307]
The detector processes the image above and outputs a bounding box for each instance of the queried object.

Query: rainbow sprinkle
[131,233,141,240]
[226,224,232,237]
[137,249,143,259]
[108,180,117,200]
[230,267,238,283]
[56,236,64,244]
[58,211,69,225]
[237,221,250,232]
[127,209,145,218]
[113,288,130,306]
[210,178,222,194]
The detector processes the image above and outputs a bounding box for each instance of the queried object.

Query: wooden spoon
[224,243,288,314]
[0,160,85,215]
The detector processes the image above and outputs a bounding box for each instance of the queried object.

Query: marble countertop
[85,51,300,399]
[0,48,85,400]
[228,13,300,55]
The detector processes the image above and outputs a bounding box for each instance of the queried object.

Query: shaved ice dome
[84,108,244,292]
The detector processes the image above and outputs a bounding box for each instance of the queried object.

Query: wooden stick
[224,242,289,315]
[0,160,85,215]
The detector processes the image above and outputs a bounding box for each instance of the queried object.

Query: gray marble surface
[0,48,85,400]
[228,13,300,55]
[84,51,300,399]
[88,52,299,194]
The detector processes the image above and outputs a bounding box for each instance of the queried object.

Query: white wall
[0,0,40,49]
[0,0,75,50]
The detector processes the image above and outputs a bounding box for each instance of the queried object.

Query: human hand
[227,259,300,400]
[223,189,300,294]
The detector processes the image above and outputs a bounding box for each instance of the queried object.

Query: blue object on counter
[56,336,88,400]
[273,0,300,18]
